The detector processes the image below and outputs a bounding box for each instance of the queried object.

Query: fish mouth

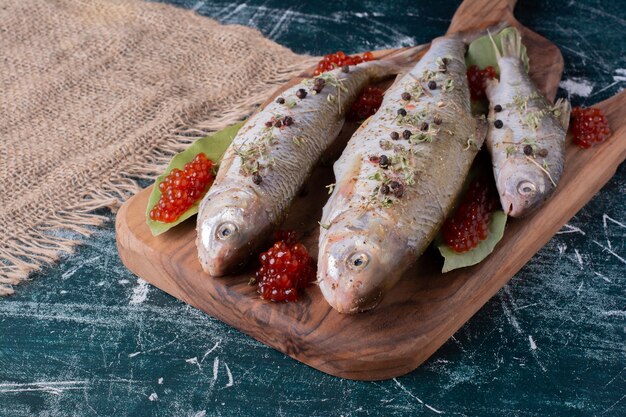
[501,194,515,216]
[317,232,386,314]
[500,192,539,218]
[341,288,384,314]
[318,268,384,314]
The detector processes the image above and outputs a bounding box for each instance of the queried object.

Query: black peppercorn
[401,92,411,101]
[402,129,412,139]
[537,148,549,157]
[252,172,262,185]
[274,119,282,128]
[494,104,502,112]
[276,97,285,104]
[379,155,390,169]
[380,184,390,195]
[523,144,534,156]
[312,78,325,93]
[494,119,503,129]
[397,108,407,116]
[389,181,404,198]
[341,65,350,73]
[420,122,429,131]
[296,89,307,99]
[390,131,400,140]
[428,80,437,90]
[283,116,294,126]
[433,116,442,125]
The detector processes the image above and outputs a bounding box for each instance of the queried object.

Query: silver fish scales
[485,28,570,217]
[317,36,488,313]
[196,46,425,276]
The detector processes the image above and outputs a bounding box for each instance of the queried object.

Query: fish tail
[450,22,509,45]
[487,30,503,62]
[554,98,572,131]
[499,27,523,59]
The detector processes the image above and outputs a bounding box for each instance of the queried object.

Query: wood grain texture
[115,0,626,380]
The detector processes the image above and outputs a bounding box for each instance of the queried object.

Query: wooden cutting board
[115,0,626,380]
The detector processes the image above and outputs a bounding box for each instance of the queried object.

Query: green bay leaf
[437,211,507,273]
[145,122,244,236]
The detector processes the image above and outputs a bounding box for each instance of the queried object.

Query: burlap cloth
[0,0,318,295]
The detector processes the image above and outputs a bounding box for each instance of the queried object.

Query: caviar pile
[314,51,375,76]
[571,106,612,148]
[442,175,499,253]
[149,153,215,223]
[347,86,385,121]
[255,231,316,302]
[466,65,497,101]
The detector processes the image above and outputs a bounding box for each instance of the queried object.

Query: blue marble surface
[1,1,624,416]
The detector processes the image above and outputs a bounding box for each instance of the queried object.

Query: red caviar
[347,86,385,121]
[150,153,215,223]
[313,50,376,76]
[442,175,499,253]
[467,65,497,101]
[255,231,316,302]
[571,106,611,148]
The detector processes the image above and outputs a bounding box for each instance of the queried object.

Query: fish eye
[517,181,536,196]
[347,252,369,271]
[216,222,238,240]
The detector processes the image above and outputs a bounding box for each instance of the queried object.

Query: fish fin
[554,98,572,131]
[499,27,523,59]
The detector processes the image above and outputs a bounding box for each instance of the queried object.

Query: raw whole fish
[318,35,488,313]
[485,28,570,217]
[197,46,425,276]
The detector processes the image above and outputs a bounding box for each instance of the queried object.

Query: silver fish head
[317,213,407,313]
[497,161,551,217]
[197,187,270,276]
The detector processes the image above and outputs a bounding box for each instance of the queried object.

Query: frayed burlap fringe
[0,0,318,295]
